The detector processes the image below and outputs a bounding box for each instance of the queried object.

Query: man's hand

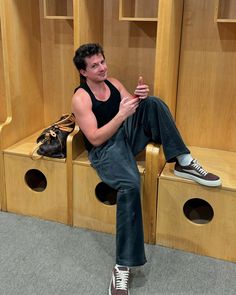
[118,96,140,120]
[134,76,149,99]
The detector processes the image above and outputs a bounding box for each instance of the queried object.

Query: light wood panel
[73,163,117,234]
[3,129,67,222]
[154,0,184,115]
[4,153,68,223]
[0,0,44,148]
[156,178,236,262]
[39,0,76,125]
[0,0,76,144]
[142,144,165,243]
[73,0,104,49]
[0,21,6,124]
[156,146,236,262]
[103,0,157,93]
[176,0,236,151]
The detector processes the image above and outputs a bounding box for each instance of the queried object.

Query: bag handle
[30,140,44,160]
[51,113,75,128]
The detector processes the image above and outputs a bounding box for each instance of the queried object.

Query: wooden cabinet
[156,146,236,262]
[0,0,76,212]
[119,0,158,21]
[215,0,236,22]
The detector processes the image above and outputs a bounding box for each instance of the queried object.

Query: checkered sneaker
[109,266,130,295]
[174,159,221,187]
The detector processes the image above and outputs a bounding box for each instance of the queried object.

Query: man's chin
[98,76,107,82]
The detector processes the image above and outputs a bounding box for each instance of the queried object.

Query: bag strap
[30,140,45,160]
[53,113,75,126]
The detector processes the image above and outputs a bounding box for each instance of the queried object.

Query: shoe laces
[191,159,208,176]
[115,266,130,291]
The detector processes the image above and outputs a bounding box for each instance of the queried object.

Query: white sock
[177,154,193,166]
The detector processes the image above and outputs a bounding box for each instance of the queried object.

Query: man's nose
[99,63,105,70]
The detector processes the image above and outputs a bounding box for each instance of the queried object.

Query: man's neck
[86,79,106,93]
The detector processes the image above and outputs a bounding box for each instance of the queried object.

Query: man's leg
[123,96,189,159]
[123,96,221,187]
[89,128,146,266]
[89,129,145,294]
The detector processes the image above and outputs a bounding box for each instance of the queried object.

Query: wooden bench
[156,146,236,262]
[67,127,165,244]
[3,124,165,246]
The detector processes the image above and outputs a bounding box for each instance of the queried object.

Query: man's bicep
[77,110,98,139]
[72,95,98,139]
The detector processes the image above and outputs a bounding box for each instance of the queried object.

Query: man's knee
[119,177,140,194]
[145,96,170,113]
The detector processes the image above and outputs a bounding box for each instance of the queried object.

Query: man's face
[80,53,108,82]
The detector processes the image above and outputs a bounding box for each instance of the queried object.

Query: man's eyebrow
[91,59,104,66]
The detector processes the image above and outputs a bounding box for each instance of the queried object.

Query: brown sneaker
[109,266,130,295]
[174,159,221,187]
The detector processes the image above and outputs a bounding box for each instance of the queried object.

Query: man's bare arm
[72,88,140,147]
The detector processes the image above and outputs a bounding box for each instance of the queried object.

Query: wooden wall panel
[154,0,184,115]
[0,22,6,124]
[73,0,104,48]
[39,0,76,125]
[103,0,157,93]
[0,0,44,148]
[176,0,236,151]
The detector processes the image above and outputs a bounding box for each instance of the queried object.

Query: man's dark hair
[73,43,105,83]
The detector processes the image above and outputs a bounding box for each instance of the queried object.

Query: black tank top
[75,79,121,151]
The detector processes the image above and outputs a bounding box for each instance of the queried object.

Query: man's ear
[80,69,87,78]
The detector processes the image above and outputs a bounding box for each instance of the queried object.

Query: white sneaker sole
[174,170,222,187]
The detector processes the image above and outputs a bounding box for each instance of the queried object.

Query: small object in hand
[133,76,143,98]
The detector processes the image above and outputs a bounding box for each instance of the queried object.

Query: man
[72,43,221,295]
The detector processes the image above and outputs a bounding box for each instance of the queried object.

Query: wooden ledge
[73,150,146,174]
[160,146,236,192]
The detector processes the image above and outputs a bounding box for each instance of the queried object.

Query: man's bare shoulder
[72,87,92,112]
[72,87,91,102]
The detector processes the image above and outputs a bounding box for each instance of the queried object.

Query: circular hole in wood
[95,182,117,206]
[24,169,47,192]
[183,198,214,224]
